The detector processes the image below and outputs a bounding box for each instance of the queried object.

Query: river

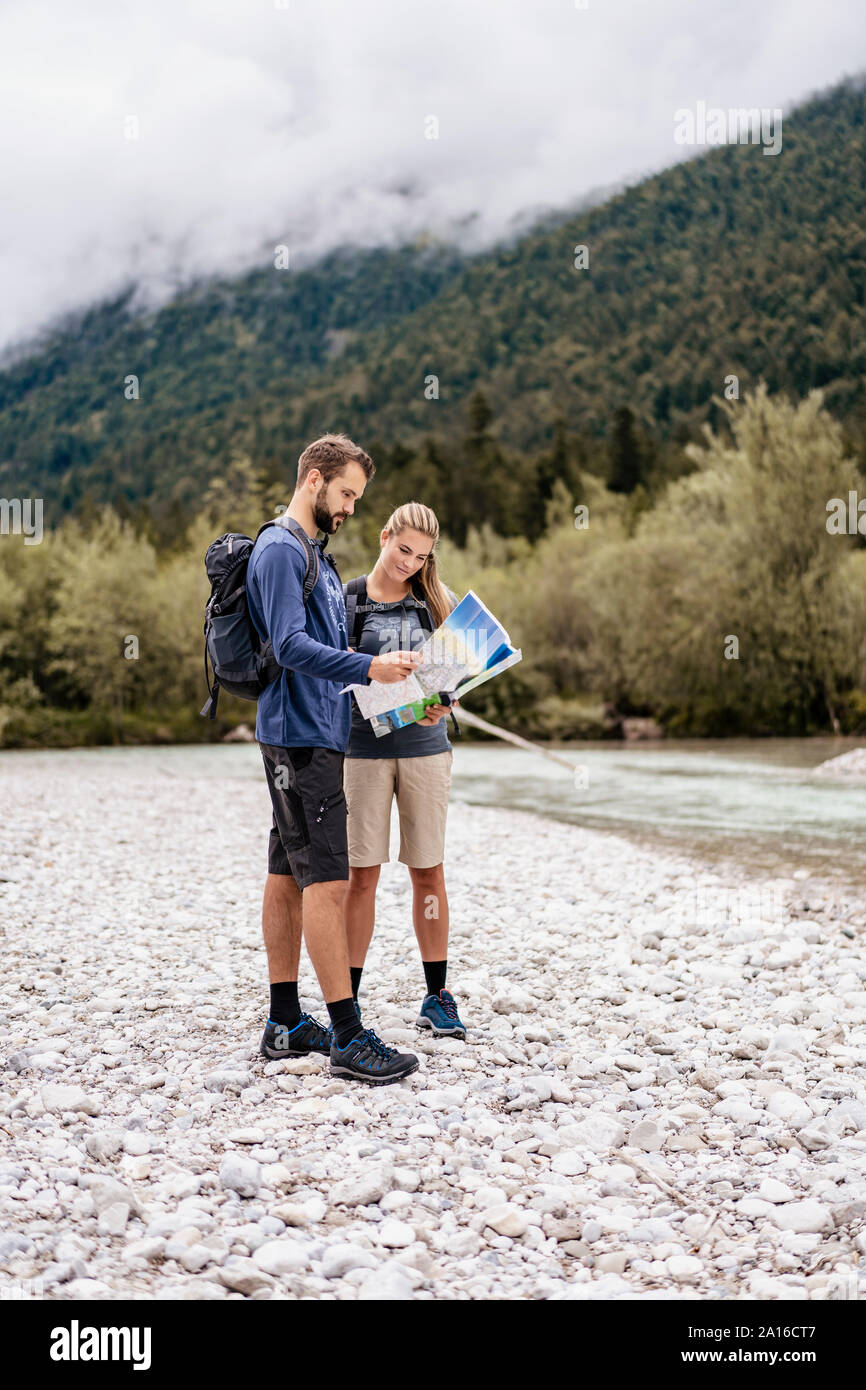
[3,736,864,889]
[448,736,866,889]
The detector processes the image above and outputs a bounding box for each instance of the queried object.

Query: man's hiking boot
[330,1027,419,1085]
[260,1014,331,1059]
[416,988,466,1039]
[326,997,362,1046]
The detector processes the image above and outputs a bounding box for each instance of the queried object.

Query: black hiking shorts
[260,743,349,889]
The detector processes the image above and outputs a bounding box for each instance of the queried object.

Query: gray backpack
[200,517,319,719]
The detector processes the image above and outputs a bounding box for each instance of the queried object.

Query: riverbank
[4,697,866,752]
[0,693,619,749]
[1,751,865,1301]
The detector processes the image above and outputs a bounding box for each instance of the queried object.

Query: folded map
[342,589,522,726]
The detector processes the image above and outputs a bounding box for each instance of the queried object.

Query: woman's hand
[417,700,458,726]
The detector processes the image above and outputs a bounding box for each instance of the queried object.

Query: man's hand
[368,650,423,683]
[417,699,458,725]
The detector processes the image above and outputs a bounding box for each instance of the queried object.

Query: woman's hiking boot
[416,988,466,1039]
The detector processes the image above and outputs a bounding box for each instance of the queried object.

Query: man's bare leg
[262,873,302,982]
[301,880,353,1003]
[262,875,357,1001]
[261,876,355,1047]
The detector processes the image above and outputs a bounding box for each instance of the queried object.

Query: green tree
[589,385,866,732]
[45,512,169,739]
[607,406,645,495]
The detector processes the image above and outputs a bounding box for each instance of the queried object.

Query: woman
[342,501,466,1039]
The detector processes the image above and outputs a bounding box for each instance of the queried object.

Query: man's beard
[312,484,345,534]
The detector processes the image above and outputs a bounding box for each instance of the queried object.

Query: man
[247,433,422,1084]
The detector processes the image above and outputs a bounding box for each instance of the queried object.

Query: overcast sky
[0,0,864,355]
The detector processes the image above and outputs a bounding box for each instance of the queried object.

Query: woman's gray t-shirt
[346,593,451,759]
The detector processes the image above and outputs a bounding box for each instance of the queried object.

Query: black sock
[423,960,447,996]
[328,996,364,1049]
[349,966,363,1000]
[269,981,301,1028]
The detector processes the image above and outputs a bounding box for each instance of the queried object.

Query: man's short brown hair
[296,433,375,488]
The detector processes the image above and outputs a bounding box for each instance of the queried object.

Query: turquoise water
[2,737,864,886]
[447,737,866,886]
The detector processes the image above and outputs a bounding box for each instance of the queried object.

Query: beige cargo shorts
[343,749,453,868]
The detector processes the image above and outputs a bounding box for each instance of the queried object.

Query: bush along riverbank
[4,389,866,749]
[0,697,640,750]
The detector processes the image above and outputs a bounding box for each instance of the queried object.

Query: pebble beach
[1,749,865,1302]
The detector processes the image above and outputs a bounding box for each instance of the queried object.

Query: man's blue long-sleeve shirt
[247,525,373,750]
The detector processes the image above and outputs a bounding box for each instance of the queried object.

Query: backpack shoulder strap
[263,515,319,604]
[410,579,436,633]
[344,575,368,650]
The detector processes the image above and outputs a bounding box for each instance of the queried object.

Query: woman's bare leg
[343,864,381,969]
[408,863,449,962]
